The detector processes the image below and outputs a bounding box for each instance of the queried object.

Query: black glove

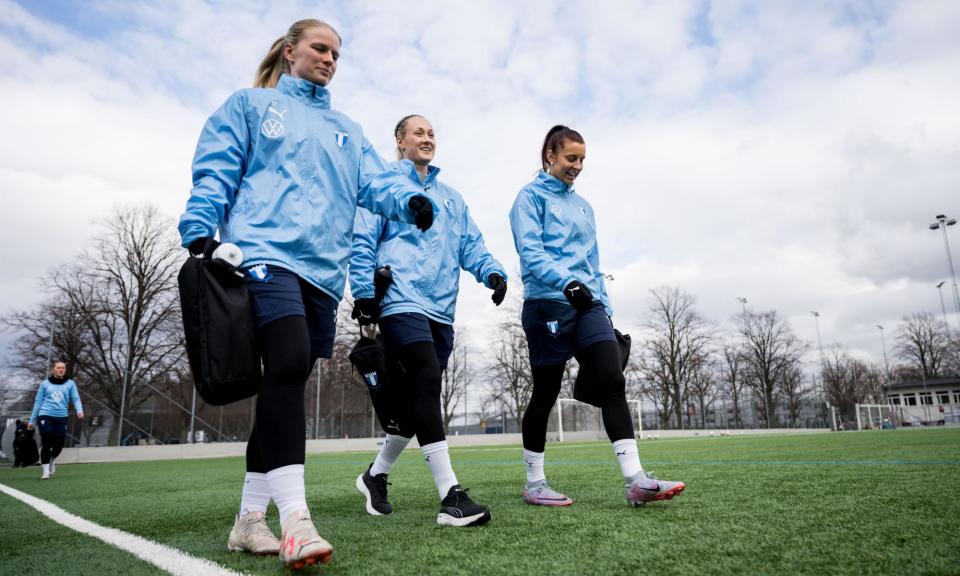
[409,195,434,232]
[563,280,594,312]
[488,273,507,306]
[351,298,380,326]
[188,237,220,259]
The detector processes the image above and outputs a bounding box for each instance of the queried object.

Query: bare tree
[737,309,807,428]
[780,363,806,427]
[719,343,747,428]
[820,344,885,422]
[488,300,532,431]
[686,358,720,429]
[440,332,468,433]
[637,287,713,429]
[3,205,186,443]
[895,313,950,379]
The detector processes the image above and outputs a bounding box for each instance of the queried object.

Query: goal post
[855,403,904,430]
[550,397,643,442]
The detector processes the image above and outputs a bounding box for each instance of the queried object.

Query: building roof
[889,376,960,391]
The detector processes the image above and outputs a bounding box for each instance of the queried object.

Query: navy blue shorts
[379,313,455,369]
[244,264,338,359]
[37,416,68,436]
[521,300,616,367]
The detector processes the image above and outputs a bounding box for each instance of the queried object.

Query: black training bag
[14,423,39,468]
[573,329,632,408]
[349,333,405,436]
[178,253,261,406]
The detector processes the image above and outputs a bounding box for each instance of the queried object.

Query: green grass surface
[2,429,959,575]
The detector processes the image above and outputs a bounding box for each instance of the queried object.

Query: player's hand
[563,281,594,312]
[26,422,33,431]
[488,273,507,306]
[409,195,434,231]
[188,237,221,259]
[351,298,380,326]
[77,412,85,421]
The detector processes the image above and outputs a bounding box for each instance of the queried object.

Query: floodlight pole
[876,325,891,402]
[189,388,197,443]
[314,359,321,439]
[117,367,129,447]
[936,281,950,327]
[929,214,960,330]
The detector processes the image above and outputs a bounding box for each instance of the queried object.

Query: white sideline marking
[0,483,245,576]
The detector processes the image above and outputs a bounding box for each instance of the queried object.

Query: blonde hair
[254,19,342,88]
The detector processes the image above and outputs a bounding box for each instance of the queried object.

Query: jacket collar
[276,74,331,109]
[395,159,440,189]
[536,170,575,195]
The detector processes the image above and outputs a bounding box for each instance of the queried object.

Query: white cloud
[1,0,959,375]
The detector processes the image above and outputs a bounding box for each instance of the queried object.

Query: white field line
[0,483,245,576]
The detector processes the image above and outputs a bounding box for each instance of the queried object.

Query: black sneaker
[437,485,491,527]
[356,464,392,516]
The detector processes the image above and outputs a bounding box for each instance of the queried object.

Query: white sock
[42,463,50,476]
[239,472,271,517]
[266,464,307,526]
[612,439,643,480]
[421,440,459,499]
[370,434,413,476]
[523,449,546,485]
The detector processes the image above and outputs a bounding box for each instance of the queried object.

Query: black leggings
[388,341,446,446]
[522,340,634,453]
[246,316,313,473]
[40,433,65,464]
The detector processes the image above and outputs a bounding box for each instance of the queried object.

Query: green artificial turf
[2,429,959,575]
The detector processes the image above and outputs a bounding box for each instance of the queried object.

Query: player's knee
[265,348,311,386]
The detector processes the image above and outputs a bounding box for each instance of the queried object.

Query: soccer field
[2,429,959,575]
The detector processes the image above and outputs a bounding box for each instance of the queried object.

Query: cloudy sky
[1,0,958,379]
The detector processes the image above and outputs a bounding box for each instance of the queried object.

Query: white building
[886,376,960,426]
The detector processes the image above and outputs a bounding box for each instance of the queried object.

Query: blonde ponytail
[253,19,342,88]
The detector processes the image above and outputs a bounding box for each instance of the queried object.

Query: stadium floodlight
[736,297,748,314]
[929,214,960,330]
[810,311,824,359]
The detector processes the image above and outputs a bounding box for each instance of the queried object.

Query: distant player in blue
[350,114,507,527]
[510,125,685,507]
[28,361,83,480]
[178,19,435,568]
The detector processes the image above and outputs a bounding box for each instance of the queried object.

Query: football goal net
[547,397,643,442]
[855,404,904,430]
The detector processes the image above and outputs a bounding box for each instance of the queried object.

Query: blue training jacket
[509,170,612,315]
[29,379,82,424]
[178,74,434,301]
[350,160,506,325]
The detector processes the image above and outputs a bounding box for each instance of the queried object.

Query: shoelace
[372,474,391,489]
[452,487,473,505]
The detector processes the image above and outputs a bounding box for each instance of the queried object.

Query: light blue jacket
[509,171,612,315]
[350,160,506,325]
[29,379,82,424]
[178,74,433,300]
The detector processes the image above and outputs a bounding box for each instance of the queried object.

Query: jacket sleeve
[69,381,84,415]
[459,203,507,286]
[349,208,386,300]
[509,191,576,292]
[178,91,250,247]
[357,137,436,224]
[29,382,46,425]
